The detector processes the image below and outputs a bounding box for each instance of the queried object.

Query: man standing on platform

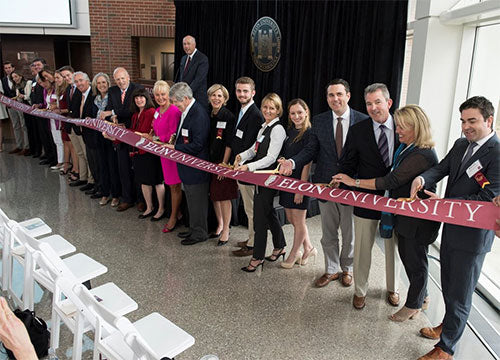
[166,82,210,245]
[175,35,209,109]
[338,83,401,310]
[279,79,368,286]
[412,96,499,360]
[230,77,264,257]
[100,67,143,212]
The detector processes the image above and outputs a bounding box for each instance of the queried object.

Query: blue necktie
[459,142,478,174]
[236,109,243,128]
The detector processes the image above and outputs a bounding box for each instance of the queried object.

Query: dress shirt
[463,130,495,159]
[372,115,395,166]
[333,107,351,148]
[176,98,196,138]
[238,118,286,172]
[238,100,255,123]
[184,49,197,70]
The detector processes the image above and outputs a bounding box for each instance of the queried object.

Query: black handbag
[3,309,50,359]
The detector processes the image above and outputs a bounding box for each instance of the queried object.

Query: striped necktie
[378,124,390,167]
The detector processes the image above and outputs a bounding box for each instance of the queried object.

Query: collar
[82,86,91,98]
[262,117,280,128]
[372,114,394,130]
[333,106,350,121]
[240,100,254,113]
[120,85,129,94]
[188,49,197,60]
[473,130,495,148]
[183,98,196,115]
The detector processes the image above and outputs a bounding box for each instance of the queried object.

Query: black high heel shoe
[265,248,286,262]
[241,259,264,272]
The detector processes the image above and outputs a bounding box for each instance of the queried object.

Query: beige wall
[139,37,175,80]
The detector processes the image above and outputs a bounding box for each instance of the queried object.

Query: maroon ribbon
[1,94,498,231]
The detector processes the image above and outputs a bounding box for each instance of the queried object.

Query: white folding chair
[73,283,195,360]
[0,209,52,291]
[8,221,106,310]
[32,243,138,360]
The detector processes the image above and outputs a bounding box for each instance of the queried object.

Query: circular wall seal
[250,16,282,72]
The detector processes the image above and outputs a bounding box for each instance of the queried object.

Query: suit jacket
[65,85,78,133]
[105,82,143,128]
[1,76,16,98]
[176,50,209,108]
[293,107,369,184]
[421,135,500,254]
[30,79,44,105]
[228,102,264,163]
[174,100,210,185]
[69,89,98,144]
[340,116,400,219]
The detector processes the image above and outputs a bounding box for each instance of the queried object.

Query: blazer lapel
[453,136,496,182]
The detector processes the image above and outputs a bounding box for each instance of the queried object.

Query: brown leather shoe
[420,323,443,340]
[341,271,353,287]
[8,148,22,154]
[417,346,453,360]
[353,295,366,309]
[137,202,146,212]
[314,273,340,287]
[388,291,400,306]
[116,202,133,212]
[232,246,253,257]
[237,240,248,247]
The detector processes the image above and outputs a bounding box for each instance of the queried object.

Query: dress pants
[318,201,354,274]
[24,114,40,155]
[252,186,286,260]
[37,117,56,162]
[99,140,121,198]
[49,120,63,163]
[116,144,135,203]
[353,215,401,297]
[68,129,92,183]
[184,182,209,241]
[85,145,101,191]
[8,108,29,149]
[237,182,255,247]
[396,231,429,309]
[437,240,486,355]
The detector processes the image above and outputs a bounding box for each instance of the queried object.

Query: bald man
[101,67,143,212]
[175,35,209,109]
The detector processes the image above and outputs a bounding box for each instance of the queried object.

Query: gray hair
[91,72,111,96]
[113,67,129,77]
[73,71,90,82]
[364,83,390,100]
[169,82,193,101]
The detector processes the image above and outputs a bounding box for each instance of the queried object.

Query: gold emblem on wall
[251,17,282,72]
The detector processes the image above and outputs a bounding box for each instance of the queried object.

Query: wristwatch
[355,179,361,187]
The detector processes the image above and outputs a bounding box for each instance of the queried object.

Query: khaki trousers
[238,182,255,247]
[353,215,401,297]
[68,130,93,183]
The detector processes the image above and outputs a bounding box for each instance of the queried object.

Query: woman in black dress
[333,105,440,322]
[279,99,316,268]
[207,84,238,245]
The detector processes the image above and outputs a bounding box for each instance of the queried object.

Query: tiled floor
[0,149,496,359]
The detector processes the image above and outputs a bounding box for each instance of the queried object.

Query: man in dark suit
[166,82,210,245]
[339,83,401,310]
[412,96,499,360]
[175,35,209,109]
[71,72,100,194]
[100,67,143,212]
[279,79,368,286]
[229,77,265,257]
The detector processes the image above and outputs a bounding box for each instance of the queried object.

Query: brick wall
[88,0,175,80]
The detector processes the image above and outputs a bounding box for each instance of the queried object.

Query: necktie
[236,109,243,128]
[70,86,75,101]
[335,117,343,157]
[121,90,126,104]
[459,142,478,174]
[80,94,86,118]
[378,124,390,167]
[183,56,191,76]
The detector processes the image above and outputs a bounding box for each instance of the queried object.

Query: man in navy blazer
[100,67,143,212]
[412,96,499,360]
[175,35,209,109]
[279,79,368,287]
[339,83,401,310]
[167,82,210,245]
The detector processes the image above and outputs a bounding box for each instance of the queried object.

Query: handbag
[3,309,50,359]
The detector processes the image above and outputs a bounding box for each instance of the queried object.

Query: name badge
[466,160,483,178]
[216,121,227,129]
[236,129,243,138]
[257,135,265,143]
[181,128,189,137]
[59,95,64,100]
[154,111,159,119]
